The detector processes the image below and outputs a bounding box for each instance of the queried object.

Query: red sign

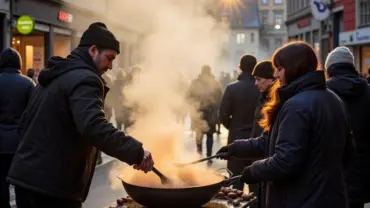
[58,11,73,23]
[297,18,311,28]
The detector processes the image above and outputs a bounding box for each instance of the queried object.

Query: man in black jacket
[0,48,35,208]
[249,61,274,208]
[325,46,370,208]
[250,61,275,138]
[219,54,259,190]
[7,22,154,208]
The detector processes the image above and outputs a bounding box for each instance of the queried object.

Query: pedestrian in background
[218,54,259,191]
[0,48,35,208]
[325,46,370,208]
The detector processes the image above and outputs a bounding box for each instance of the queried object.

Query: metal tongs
[173,152,229,167]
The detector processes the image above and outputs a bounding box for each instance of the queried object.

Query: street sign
[311,0,330,21]
[16,15,35,35]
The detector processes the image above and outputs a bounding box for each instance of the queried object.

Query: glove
[215,144,234,160]
[240,166,259,184]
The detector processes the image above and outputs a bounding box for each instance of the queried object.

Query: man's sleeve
[68,75,144,165]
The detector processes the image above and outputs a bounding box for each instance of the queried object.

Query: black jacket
[250,92,268,138]
[327,63,370,204]
[219,72,259,141]
[7,47,144,202]
[0,48,35,154]
[230,71,355,208]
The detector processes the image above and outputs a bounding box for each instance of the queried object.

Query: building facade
[286,0,323,63]
[0,0,145,74]
[258,0,288,58]
[339,0,370,75]
[219,0,261,71]
[285,0,360,69]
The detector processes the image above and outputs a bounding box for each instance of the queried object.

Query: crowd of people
[0,21,370,208]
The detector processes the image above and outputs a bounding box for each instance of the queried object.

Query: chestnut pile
[215,187,256,207]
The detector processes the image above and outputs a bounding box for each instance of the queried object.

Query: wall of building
[258,0,288,56]
[229,28,260,66]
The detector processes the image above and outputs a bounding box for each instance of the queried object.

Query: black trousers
[0,154,14,208]
[15,186,82,208]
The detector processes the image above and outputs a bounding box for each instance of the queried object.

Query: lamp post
[323,0,335,51]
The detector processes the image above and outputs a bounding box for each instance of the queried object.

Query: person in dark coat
[0,48,35,208]
[7,22,154,208]
[250,61,275,138]
[219,54,260,190]
[187,65,222,164]
[217,41,355,208]
[367,67,370,84]
[325,46,370,208]
[249,61,275,208]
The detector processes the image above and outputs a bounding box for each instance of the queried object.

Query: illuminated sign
[16,15,34,35]
[58,11,73,23]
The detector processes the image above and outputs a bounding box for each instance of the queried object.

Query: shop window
[360,0,370,26]
[12,31,45,74]
[361,47,370,75]
[250,33,255,43]
[306,32,311,44]
[261,0,268,5]
[53,34,71,58]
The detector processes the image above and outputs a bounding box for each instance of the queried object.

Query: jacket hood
[0,48,21,71]
[327,75,368,98]
[326,63,368,98]
[38,47,98,86]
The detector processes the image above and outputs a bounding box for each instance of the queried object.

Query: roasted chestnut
[217,192,225,197]
[223,187,232,194]
[242,193,253,201]
[236,190,243,197]
[233,199,241,206]
[227,192,238,199]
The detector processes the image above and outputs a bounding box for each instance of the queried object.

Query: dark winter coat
[250,92,268,138]
[327,63,370,204]
[219,72,259,142]
[7,47,144,202]
[188,73,222,133]
[0,48,35,154]
[230,70,355,208]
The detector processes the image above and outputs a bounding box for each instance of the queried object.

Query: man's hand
[133,150,154,173]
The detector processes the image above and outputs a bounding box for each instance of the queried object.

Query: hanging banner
[311,0,330,21]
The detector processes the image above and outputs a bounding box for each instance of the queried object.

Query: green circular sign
[16,15,35,35]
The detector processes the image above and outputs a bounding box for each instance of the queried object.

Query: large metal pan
[117,170,241,208]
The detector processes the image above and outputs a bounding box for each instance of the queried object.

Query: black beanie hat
[0,48,21,69]
[78,22,120,54]
[239,54,257,73]
[252,61,274,79]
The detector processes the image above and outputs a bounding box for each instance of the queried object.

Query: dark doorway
[333,11,343,48]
